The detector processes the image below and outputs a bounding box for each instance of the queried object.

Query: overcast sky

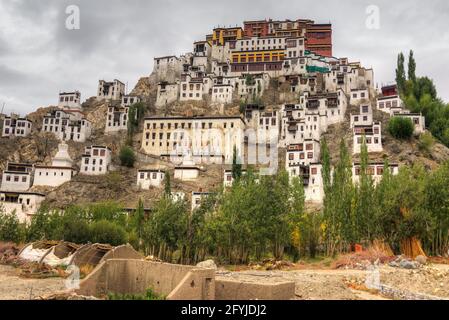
[1,0,448,116]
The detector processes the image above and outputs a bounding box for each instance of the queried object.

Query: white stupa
[52,142,73,167]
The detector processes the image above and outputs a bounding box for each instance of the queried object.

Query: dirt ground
[1,262,449,300]
[0,265,66,300]
[218,263,449,300]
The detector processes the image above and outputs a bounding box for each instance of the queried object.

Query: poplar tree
[396,53,406,95]
[408,50,417,84]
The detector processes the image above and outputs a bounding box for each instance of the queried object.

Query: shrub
[0,210,25,243]
[418,132,435,153]
[119,146,136,167]
[89,220,127,246]
[388,117,414,140]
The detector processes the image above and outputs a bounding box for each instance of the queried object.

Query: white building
[377,95,403,114]
[2,115,32,138]
[58,91,81,110]
[141,116,245,164]
[174,161,201,181]
[350,105,373,128]
[0,191,46,223]
[80,146,112,175]
[42,109,92,143]
[1,163,34,192]
[105,105,129,134]
[122,95,141,107]
[34,143,76,188]
[156,82,179,107]
[353,122,383,154]
[350,89,369,105]
[97,79,125,101]
[352,162,399,185]
[137,169,165,189]
[211,84,234,104]
[191,191,214,211]
[223,169,249,188]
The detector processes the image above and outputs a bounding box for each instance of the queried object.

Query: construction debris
[0,243,20,265]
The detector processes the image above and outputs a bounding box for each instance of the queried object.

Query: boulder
[415,255,427,265]
[399,260,420,270]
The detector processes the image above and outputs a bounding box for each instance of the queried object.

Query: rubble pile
[249,259,295,271]
[0,243,20,265]
[333,249,395,270]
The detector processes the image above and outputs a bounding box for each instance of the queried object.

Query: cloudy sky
[1,0,448,115]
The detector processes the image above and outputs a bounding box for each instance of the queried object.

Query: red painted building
[381,85,398,97]
[243,20,270,37]
[305,23,332,57]
[243,19,333,57]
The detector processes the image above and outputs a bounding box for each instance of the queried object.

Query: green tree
[408,50,417,84]
[89,220,127,246]
[396,53,406,94]
[119,145,136,167]
[163,171,171,197]
[231,145,242,180]
[0,208,25,243]
[388,117,414,140]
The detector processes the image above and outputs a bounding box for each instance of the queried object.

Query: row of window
[59,96,78,102]
[356,137,380,144]
[4,175,28,183]
[378,100,399,108]
[145,122,236,131]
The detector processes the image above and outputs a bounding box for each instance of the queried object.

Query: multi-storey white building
[105,105,129,134]
[2,115,32,138]
[350,88,369,105]
[58,91,81,110]
[122,95,141,107]
[141,116,245,164]
[137,169,166,189]
[1,163,34,192]
[42,109,92,143]
[0,191,46,223]
[211,84,234,104]
[353,122,383,154]
[350,104,373,128]
[156,82,179,107]
[97,79,125,101]
[80,146,112,175]
[34,143,76,188]
[352,162,399,185]
[377,95,403,114]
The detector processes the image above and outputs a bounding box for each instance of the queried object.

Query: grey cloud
[0,0,448,115]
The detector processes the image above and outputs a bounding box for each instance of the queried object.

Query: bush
[119,146,136,167]
[388,117,414,140]
[89,220,127,246]
[0,210,25,243]
[418,132,435,153]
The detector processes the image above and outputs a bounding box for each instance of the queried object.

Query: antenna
[1,102,5,114]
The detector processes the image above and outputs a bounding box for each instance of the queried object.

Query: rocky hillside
[1,77,448,211]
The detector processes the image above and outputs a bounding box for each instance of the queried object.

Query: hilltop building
[97,79,126,101]
[80,146,112,175]
[137,169,166,189]
[42,109,92,142]
[2,114,32,138]
[1,163,34,192]
[58,91,81,110]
